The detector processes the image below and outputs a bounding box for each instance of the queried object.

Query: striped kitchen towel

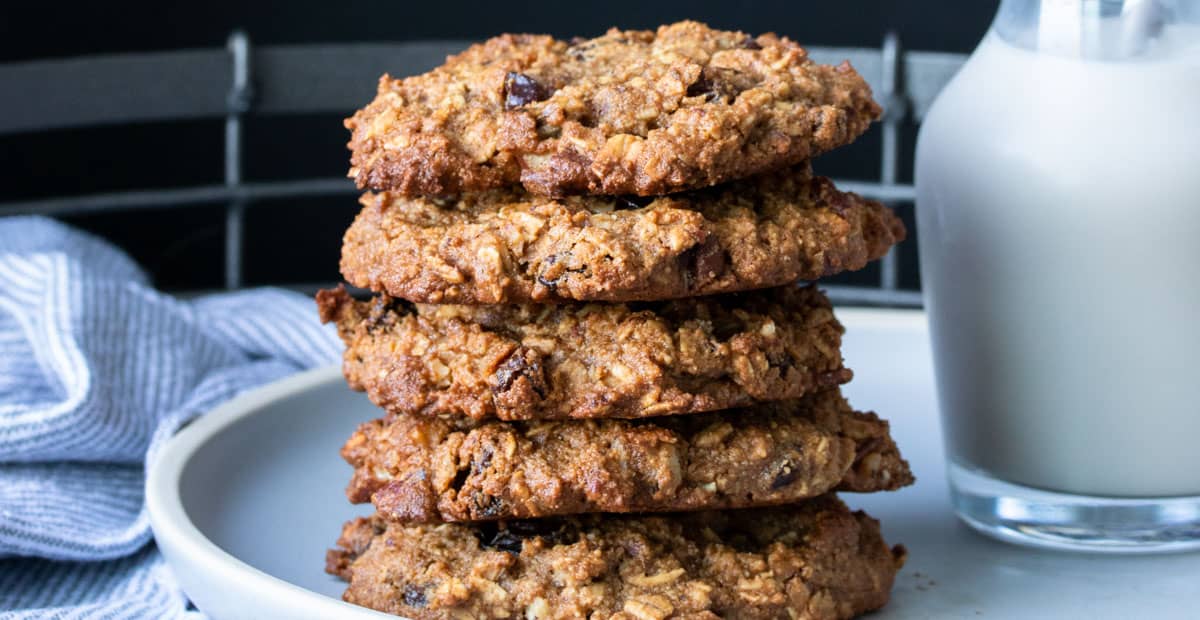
[0,216,341,618]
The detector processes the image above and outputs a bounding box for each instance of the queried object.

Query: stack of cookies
[319,21,913,619]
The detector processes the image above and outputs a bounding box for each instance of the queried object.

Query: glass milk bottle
[915,0,1200,551]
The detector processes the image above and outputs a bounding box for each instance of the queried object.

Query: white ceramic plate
[147,309,1200,620]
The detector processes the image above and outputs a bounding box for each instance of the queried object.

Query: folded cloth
[0,216,341,618]
[0,548,198,620]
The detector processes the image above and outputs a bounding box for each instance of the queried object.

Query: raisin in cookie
[346,21,881,197]
[327,496,905,620]
[340,166,904,304]
[341,390,912,523]
[317,284,850,422]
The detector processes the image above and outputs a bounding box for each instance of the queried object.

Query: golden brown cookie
[317,284,851,422]
[346,21,881,197]
[327,496,905,620]
[341,390,912,523]
[340,167,904,304]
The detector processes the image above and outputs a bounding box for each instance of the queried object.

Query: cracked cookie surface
[327,496,905,620]
[340,166,905,304]
[318,284,850,422]
[341,389,912,523]
[346,20,881,197]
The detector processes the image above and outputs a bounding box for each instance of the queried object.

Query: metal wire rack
[0,32,966,307]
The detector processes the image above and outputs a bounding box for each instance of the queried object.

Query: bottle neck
[992,0,1194,59]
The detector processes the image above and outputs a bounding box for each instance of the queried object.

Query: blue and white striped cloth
[0,216,341,618]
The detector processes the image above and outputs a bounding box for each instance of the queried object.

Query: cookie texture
[341,390,912,523]
[341,166,904,305]
[346,21,881,197]
[317,284,851,422]
[327,497,905,620]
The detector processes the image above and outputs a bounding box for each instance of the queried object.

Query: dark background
[0,1,998,292]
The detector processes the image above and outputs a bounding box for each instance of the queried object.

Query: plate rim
[145,364,393,618]
[144,308,927,617]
